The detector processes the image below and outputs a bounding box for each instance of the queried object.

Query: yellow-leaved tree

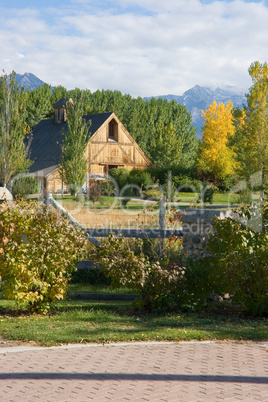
[197,100,236,181]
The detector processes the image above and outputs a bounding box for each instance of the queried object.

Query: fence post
[44,192,51,206]
[159,197,166,255]
[159,197,166,232]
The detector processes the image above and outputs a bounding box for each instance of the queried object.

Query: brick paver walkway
[0,341,267,401]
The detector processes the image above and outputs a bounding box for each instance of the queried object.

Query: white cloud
[0,0,267,96]
[15,52,25,59]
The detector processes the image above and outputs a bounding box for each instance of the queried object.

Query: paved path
[0,341,267,401]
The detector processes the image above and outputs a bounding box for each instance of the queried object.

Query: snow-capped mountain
[145,85,247,138]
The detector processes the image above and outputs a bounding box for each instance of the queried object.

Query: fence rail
[46,193,182,245]
[84,228,183,238]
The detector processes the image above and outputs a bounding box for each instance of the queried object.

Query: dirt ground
[0,335,39,348]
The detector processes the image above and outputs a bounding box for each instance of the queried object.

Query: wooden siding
[88,113,151,174]
[46,169,67,193]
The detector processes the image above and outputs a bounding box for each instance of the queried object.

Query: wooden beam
[90,142,108,162]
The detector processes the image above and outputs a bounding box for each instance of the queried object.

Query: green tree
[238,61,268,193]
[70,88,92,115]
[58,95,91,195]
[168,101,198,168]
[0,71,32,187]
[150,121,183,167]
[131,97,198,167]
[25,83,52,128]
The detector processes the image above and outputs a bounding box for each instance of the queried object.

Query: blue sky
[1,0,268,96]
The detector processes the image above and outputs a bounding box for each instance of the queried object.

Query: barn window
[108,119,118,141]
[54,106,66,124]
[58,108,64,122]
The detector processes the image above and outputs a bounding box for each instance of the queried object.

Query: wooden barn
[29,99,152,193]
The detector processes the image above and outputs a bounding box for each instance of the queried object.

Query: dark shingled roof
[29,112,113,174]
[53,98,69,108]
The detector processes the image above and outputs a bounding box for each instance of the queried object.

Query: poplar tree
[241,61,268,192]
[0,71,32,187]
[58,95,91,195]
[197,100,236,181]
[150,120,183,167]
[26,83,52,128]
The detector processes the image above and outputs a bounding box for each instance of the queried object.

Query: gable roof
[83,112,113,136]
[29,112,113,174]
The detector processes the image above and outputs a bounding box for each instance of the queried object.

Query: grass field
[0,285,267,347]
[54,192,247,228]
[57,199,159,228]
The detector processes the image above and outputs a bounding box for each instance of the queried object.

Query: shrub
[147,166,198,186]
[11,176,40,199]
[143,187,161,201]
[109,168,153,200]
[88,180,102,203]
[128,169,153,190]
[128,234,182,264]
[0,200,87,313]
[109,168,129,189]
[91,234,184,312]
[216,175,238,192]
[160,174,202,201]
[197,181,217,204]
[238,187,252,206]
[100,179,116,196]
[177,257,215,311]
[207,202,268,315]
[75,193,85,204]
[174,175,202,193]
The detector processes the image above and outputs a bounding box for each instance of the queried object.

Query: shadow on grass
[52,301,268,342]
[65,318,268,342]
[0,290,267,343]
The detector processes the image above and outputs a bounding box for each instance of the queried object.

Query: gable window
[108,119,118,141]
[58,108,64,122]
[54,106,66,124]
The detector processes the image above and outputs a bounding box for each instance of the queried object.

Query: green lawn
[68,283,136,294]
[177,192,261,205]
[54,192,260,208]
[0,287,267,347]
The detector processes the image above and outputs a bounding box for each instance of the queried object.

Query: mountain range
[16,73,247,138]
[144,85,247,137]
